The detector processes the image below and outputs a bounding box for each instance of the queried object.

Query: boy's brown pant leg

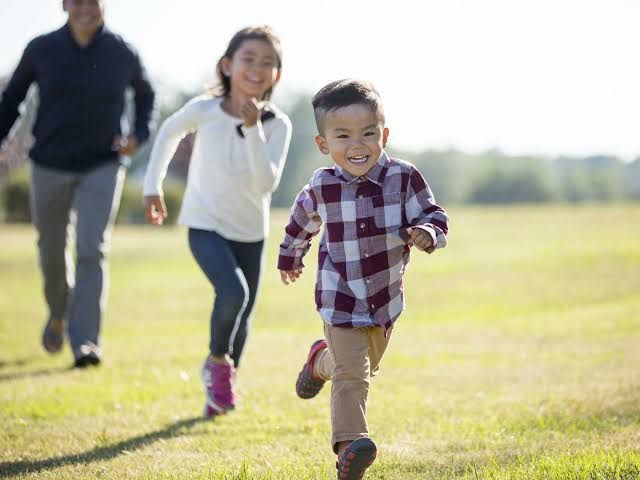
[317,324,393,453]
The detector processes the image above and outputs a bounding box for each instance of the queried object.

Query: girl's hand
[144,195,167,226]
[407,227,434,252]
[280,269,303,285]
[240,97,262,127]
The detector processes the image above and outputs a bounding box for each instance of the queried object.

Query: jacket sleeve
[241,115,292,194]
[0,41,36,142]
[405,167,449,253]
[277,179,323,271]
[129,48,155,144]
[142,97,202,196]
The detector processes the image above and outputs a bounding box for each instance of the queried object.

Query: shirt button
[360,222,365,229]
[366,278,371,283]
[370,304,375,309]
[359,195,364,199]
[364,252,369,257]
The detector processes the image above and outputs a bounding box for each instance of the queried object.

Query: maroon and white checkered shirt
[278,152,449,330]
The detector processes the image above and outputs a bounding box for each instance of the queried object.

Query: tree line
[1,86,639,222]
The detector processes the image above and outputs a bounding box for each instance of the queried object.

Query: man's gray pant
[30,161,125,356]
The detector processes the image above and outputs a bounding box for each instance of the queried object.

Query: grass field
[1,205,639,479]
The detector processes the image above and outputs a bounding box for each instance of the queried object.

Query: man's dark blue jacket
[0,23,155,172]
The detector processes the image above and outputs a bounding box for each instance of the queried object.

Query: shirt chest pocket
[372,193,404,229]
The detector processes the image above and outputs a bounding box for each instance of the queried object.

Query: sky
[1,0,639,160]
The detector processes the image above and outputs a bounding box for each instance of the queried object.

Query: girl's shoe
[203,403,223,418]
[296,339,328,399]
[201,357,236,415]
[336,438,377,480]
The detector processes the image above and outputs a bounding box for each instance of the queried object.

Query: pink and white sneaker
[201,357,236,417]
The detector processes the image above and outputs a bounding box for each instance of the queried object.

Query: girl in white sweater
[143,26,291,417]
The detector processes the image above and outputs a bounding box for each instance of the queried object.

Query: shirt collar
[334,151,390,186]
[63,22,106,49]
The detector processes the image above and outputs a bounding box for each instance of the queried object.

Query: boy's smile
[315,104,389,178]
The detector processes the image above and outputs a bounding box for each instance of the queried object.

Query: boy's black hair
[312,79,385,134]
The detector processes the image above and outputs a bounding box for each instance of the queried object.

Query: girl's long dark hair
[212,25,283,101]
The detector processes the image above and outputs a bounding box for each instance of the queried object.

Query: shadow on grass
[0,366,70,382]
[0,416,208,478]
[0,357,32,369]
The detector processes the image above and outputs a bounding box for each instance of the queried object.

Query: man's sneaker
[201,357,236,415]
[42,316,64,354]
[73,343,101,368]
[336,438,377,480]
[296,339,328,399]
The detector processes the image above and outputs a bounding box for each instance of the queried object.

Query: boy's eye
[364,131,376,136]
[337,134,349,139]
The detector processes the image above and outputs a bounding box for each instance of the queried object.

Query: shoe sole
[337,438,377,480]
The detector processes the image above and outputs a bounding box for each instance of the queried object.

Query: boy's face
[315,104,389,178]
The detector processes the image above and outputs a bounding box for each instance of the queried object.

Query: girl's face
[221,39,281,100]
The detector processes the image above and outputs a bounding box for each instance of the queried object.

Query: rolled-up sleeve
[405,168,449,253]
[0,41,36,142]
[278,181,323,270]
[129,49,155,144]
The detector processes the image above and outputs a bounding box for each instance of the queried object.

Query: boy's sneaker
[336,438,377,480]
[42,316,64,354]
[296,339,328,399]
[201,357,236,416]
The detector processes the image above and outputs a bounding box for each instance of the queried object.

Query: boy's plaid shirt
[278,152,449,330]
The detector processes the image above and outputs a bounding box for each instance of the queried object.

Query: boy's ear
[315,135,330,155]
[382,127,390,148]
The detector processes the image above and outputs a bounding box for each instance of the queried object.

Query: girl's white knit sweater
[143,95,291,242]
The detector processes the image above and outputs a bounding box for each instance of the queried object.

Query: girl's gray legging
[188,228,264,368]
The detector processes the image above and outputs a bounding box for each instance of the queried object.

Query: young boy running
[278,79,449,479]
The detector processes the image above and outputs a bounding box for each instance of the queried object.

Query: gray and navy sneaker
[296,339,328,399]
[336,438,377,480]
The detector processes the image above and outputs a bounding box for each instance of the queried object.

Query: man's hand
[112,134,139,156]
[280,269,303,285]
[407,227,434,252]
[240,97,262,127]
[144,195,167,226]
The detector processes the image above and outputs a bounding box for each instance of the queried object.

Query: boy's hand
[407,227,433,251]
[240,97,262,127]
[144,195,167,225]
[280,269,303,285]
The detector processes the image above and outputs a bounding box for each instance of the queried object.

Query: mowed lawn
[0,205,639,480]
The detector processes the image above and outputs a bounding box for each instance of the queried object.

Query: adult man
[0,0,155,367]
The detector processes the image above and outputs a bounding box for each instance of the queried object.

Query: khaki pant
[314,323,393,453]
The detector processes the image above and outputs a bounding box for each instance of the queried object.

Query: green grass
[1,205,639,479]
